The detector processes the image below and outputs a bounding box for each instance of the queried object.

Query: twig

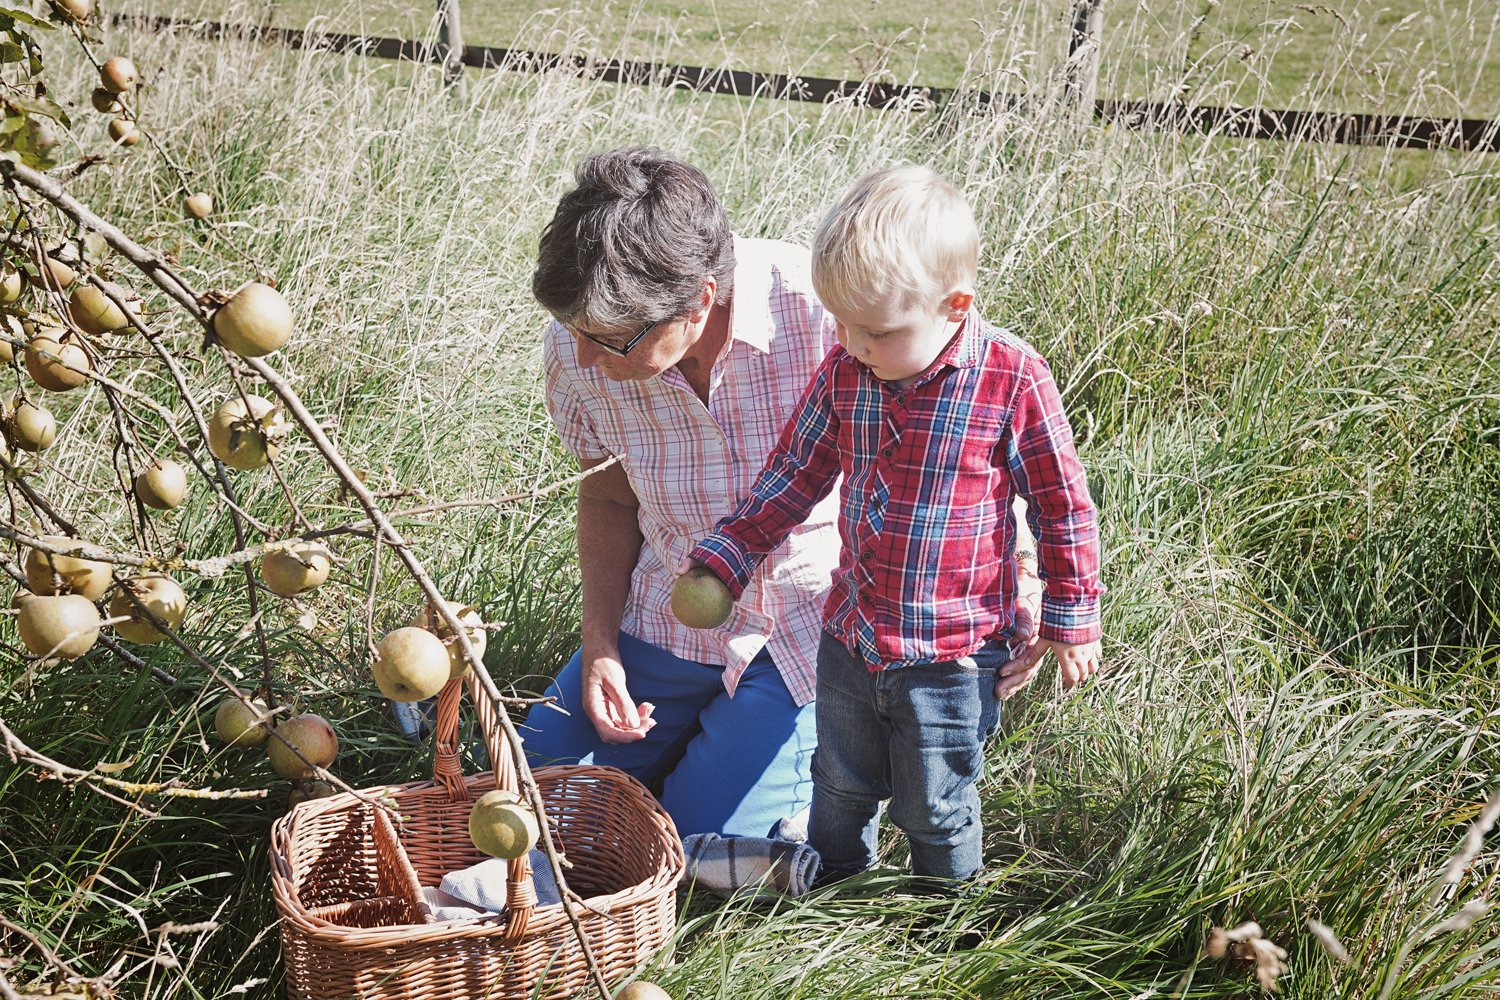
[0,916,86,981]
[95,632,177,685]
[0,464,619,580]
[243,355,615,1000]
[382,457,620,519]
[0,714,266,801]
[108,582,394,819]
[1,155,612,999]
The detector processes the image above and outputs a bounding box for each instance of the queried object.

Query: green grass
[139,0,1500,117]
[2,3,1500,999]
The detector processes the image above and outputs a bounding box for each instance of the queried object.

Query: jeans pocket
[954,639,1010,673]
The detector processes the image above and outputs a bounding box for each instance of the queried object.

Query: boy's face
[830,287,975,387]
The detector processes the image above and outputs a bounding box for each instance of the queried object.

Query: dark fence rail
[119,14,1500,153]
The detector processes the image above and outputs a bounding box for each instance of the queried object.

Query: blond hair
[811,165,979,313]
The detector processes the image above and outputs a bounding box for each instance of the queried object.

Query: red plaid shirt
[691,312,1103,668]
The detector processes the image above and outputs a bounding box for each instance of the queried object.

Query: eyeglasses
[566,319,659,358]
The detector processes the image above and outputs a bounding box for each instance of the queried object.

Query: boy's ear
[946,291,975,318]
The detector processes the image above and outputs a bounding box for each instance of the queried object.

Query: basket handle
[429,673,539,939]
[431,675,512,800]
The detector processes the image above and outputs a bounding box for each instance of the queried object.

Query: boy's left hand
[995,638,1103,701]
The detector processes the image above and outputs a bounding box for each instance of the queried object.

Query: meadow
[1,0,1498,998]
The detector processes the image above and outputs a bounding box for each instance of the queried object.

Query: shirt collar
[726,234,773,354]
[935,311,981,371]
[883,310,980,390]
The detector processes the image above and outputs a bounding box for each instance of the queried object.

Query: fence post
[437,0,467,99]
[1064,0,1104,116]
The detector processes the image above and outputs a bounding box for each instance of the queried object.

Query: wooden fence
[117,13,1500,154]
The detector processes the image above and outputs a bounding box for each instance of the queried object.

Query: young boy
[682,165,1104,886]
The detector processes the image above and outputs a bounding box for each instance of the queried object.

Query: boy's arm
[999,355,1104,694]
[689,358,844,595]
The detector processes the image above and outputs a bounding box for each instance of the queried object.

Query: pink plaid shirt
[542,238,841,706]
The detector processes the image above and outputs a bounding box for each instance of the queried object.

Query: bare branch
[0,714,267,801]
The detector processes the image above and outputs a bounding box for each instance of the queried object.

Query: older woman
[520,147,841,840]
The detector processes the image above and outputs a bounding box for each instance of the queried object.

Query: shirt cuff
[688,534,754,600]
[1039,595,1102,645]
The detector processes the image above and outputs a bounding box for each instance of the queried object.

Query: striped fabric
[691,313,1103,669]
[543,238,842,706]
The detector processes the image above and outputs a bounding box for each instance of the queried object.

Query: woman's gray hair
[532,147,736,331]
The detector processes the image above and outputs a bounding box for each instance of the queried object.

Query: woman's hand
[581,642,657,744]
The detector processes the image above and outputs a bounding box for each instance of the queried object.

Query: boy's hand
[995,638,1103,701]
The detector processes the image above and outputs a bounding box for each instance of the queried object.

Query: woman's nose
[575,338,606,369]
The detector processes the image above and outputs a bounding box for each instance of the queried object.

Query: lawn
[1,2,1498,999]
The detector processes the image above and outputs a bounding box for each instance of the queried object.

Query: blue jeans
[808,630,1004,882]
[521,631,817,839]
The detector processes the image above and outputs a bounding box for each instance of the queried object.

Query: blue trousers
[521,631,817,838]
[808,631,1004,881]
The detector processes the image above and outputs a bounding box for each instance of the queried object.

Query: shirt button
[861,550,873,560]
[882,448,893,458]
[897,395,907,405]
[860,592,871,603]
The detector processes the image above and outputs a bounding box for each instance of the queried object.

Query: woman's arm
[576,456,656,743]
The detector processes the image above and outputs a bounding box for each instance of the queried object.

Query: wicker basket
[270,673,684,999]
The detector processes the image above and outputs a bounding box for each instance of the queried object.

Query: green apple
[670,566,734,629]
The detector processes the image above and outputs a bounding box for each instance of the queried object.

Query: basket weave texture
[270,673,684,999]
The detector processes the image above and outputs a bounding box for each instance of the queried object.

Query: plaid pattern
[691,313,1103,668]
[544,238,841,706]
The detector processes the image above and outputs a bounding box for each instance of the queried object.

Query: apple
[614,985,672,1000]
[670,566,734,629]
[7,397,56,451]
[0,268,24,303]
[266,713,337,779]
[99,57,138,93]
[108,118,139,146]
[135,460,187,510]
[16,593,100,658]
[109,574,187,644]
[215,697,271,747]
[411,599,486,678]
[24,335,90,392]
[261,541,332,597]
[371,626,450,702]
[24,535,111,601]
[208,394,288,471]
[90,88,121,114]
[213,282,292,357]
[68,283,131,335]
[468,789,539,859]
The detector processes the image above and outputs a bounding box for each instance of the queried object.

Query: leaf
[96,753,140,773]
[7,94,68,124]
[0,112,25,135]
[8,117,57,170]
[0,3,54,28]
[0,40,22,63]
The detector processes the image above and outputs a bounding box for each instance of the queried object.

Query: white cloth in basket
[419,849,561,921]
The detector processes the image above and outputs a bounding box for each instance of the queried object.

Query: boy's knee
[886,793,978,842]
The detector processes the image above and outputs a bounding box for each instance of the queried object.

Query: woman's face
[567,278,716,382]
